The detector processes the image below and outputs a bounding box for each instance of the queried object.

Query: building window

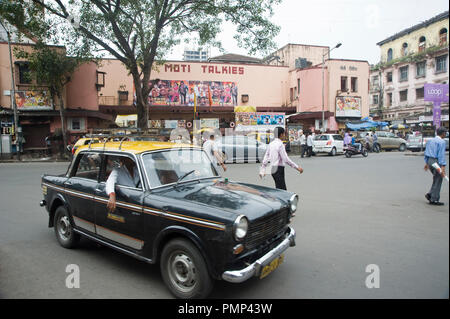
[17,63,31,84]
[372,94,379,105]
[386,72,393,83]
[436,55,447,73]
[340,76,348,91]
[440,28,448,46]
[416,87,424,99]
[387,48,393,62]
[371,75,379,87]
[399,66,408,82]
[68,118,85,131]
[351,77,358,92]
[418,36,426,52]
[401,43,408,56]
[386,93,392,107]
[416,61,426,77]
[399,89,408,102]
[297,79,300,95]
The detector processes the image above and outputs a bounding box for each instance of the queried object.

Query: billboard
[15,91,52,111]
[235,112,285,131]
[147,80,238,107]
[335,96,361,117]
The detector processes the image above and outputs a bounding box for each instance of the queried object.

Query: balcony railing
[98,96,133,106]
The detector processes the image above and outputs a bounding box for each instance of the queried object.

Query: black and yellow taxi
[40,140,298,298]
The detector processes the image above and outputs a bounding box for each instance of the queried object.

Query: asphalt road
[0,151,448,299]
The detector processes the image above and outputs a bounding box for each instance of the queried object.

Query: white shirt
[261,138,299,171]
[203,139,219,166]
[306,135,313,146]
[300,134,306,145]
[105,165,140,195]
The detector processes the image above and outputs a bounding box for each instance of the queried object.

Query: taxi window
[73,153,101,180]
[102,155,141,189]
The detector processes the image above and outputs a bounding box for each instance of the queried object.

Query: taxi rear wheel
[160,238,213,299]
[54,206,80,249]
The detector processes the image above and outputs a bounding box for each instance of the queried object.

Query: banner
[15,91,52,111]
[146,80,238,107]
[335,96,361,117]
[235,112,285,131]
[200,118,219,129]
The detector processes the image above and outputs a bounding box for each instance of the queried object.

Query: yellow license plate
[259,254,284,279]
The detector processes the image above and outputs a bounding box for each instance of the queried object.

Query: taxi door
[94,154,145,251]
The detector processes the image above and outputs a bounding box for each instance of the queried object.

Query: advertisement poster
[236,112,285,131]
[147,80,238,107]
[335,96,361,117]
[200,118,219,129]
[15,91,52,111]
[149,120,162,128]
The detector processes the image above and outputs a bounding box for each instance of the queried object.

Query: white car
[313,134,344,156]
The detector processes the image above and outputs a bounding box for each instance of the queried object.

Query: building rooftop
[208,53,262,64]
[376,11,449,46]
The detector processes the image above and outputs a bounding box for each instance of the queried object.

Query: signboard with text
[424,83,449,128]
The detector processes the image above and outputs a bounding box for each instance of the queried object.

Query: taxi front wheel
[160,238,213,299]
[54,206,80,249]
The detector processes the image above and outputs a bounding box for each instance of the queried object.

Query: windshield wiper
[175,170,196,187]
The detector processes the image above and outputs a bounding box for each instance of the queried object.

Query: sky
[167,0,449,65]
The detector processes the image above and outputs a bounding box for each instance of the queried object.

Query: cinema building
[1,42,369,152]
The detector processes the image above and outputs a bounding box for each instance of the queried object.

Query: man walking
[306,131,314,157]
[424,127,448,206]
[299,130,307,158]
[203,134,227,173]
[260,127,303,190]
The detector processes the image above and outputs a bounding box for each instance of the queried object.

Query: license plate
[259,254,284,279]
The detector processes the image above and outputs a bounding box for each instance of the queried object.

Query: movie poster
[15,91,52,111]
[335,96,361,117]
[146,80,238,107]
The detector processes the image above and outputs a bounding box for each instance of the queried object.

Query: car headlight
[289,194,298,213]
[233,215,248,241]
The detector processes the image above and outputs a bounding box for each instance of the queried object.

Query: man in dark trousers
[424,126,448,206]
[260,127,303,190]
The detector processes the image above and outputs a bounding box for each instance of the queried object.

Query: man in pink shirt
[260,127,303,190]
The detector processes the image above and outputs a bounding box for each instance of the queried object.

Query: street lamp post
[321,43,342,133]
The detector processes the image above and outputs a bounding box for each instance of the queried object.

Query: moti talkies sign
[164,63,245,75]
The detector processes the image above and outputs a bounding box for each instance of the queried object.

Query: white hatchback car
[313,134,345,156]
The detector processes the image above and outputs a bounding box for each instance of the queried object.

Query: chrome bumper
[222,227,296,283]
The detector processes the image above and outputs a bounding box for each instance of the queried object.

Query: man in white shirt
[299,130,307,158]
[106,157,140,212]
[306,132,314,157]
[260,127,303,190]
[203,134,227,173]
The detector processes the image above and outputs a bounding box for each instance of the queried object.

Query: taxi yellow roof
[76,141,199,155]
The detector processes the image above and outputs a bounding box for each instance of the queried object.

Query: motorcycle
[344,144,368,158]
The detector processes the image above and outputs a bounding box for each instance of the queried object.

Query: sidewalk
[0,154,70,163]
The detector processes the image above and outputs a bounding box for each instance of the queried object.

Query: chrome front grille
[245,209,289,250]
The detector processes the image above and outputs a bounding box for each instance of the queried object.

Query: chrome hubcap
[168,252,197,293]
[58,216,71,240]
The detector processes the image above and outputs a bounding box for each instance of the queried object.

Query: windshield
[315,135,329,141]
[142,148,219,188]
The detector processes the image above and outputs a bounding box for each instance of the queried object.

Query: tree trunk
[131,69,149,130]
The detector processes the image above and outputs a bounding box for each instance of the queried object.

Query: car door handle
[162,206,169,212]
[95,188,102,193]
